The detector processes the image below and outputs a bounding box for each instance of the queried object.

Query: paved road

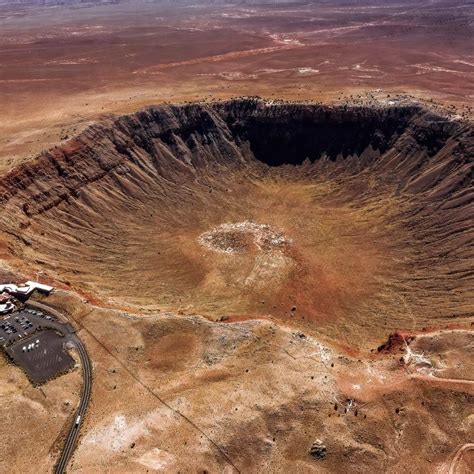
[54,333,92,474]
[27,301,92,474]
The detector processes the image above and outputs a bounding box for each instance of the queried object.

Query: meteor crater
[0,98,472,345]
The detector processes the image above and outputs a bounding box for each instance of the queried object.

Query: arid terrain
[1,0,473,172]
[0,1,473,473]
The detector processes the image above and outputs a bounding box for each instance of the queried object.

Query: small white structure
[0,301,15,315]
[25,281,54,294]
[0,281,53,302]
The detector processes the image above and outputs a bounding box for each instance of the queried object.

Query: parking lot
[0,308,56,347]
[6,329,75,384]
[1,306,76,384]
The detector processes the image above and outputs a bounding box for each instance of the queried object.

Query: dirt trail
[135,44,299,74]
[448,443,474,474]
[410,374,474,387]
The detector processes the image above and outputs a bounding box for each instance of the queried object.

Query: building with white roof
[0,281,54,308]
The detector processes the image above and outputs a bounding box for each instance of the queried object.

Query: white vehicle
[75,415,81,426]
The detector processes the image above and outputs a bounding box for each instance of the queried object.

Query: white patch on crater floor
[199,221,294,288]
[198,221,290,254]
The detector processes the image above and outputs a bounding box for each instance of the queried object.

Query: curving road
[27,301,92,474]
[448,443,474,474]
[54,334,92,474]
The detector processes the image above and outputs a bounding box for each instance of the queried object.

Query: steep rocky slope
[0,99,472,346]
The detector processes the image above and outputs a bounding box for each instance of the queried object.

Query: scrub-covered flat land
[1,0,473,172]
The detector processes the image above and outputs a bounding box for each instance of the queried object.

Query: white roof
[25,281,54,293]
[0,302,14,314]
[0,283,31,294]
[0,281,53,297]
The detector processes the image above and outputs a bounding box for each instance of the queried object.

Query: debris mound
[309,439,327,460]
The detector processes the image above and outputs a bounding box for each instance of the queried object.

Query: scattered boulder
[377,332,415,354]
[309,439,327,460]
